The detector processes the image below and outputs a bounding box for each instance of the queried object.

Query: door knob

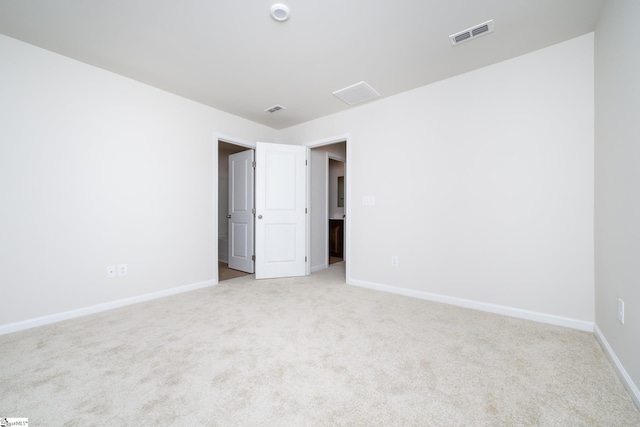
[257,215,263,219]
[226,215,232,219]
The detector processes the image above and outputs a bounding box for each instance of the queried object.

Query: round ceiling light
[270,4,290,21]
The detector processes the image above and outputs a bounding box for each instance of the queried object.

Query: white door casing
[255,142,307,279]
[228,149,255,273]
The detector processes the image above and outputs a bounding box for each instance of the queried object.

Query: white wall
[0,34,277,328]
[0,31,597,335]
[281,34,595,327]
[310,149,329,271]
[594,0,640,404]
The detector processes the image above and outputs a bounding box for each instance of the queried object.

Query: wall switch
[106,265,116,278]
[391,256,399,267]
[117,263,128,276]
[618,298,625,325]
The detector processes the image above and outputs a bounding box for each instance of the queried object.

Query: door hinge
[252,255,255,261]
[305,256,307,262]
[305,160,308,166]
[305,208,307,214]
[252,161,256,168]
[252,208,256,215]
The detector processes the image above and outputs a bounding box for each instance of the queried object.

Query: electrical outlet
[106,265,116,278]
[618,298,625,325]
[117,263,128,276]
[391,255,399,267]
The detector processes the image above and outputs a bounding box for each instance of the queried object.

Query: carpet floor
[1,263,639,426]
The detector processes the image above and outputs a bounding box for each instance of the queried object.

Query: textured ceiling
[0,0,604,130]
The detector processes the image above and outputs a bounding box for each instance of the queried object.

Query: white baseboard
[0,279,216,336]
[311,263,329,273]
[347,278,594,332]
[594,324,640,410]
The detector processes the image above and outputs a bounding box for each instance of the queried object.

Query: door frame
[304,133,352,281]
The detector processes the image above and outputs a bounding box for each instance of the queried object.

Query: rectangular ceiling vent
[449,20,494,46]
[264,104,286,113]
[333,81,380,106]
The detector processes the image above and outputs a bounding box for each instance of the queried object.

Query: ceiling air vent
[449,20,494,46]
[264,104,286,113]
[333,81,380,106]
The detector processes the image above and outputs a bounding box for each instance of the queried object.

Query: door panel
[255,142,307,279]
[265,151,297,210]
[228,150,255,273]
[265,224,296,262]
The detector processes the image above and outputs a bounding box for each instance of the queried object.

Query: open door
[228,149,255,273]
[255,142,307,279]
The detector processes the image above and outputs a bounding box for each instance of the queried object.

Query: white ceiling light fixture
[270,4,290,22]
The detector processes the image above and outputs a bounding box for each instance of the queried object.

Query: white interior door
[255,142,307,279]
[228,149,255,273]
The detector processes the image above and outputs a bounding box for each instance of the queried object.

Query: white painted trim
[213,134,220,283]
[215,133,256,149]
[327,153,346,163]
[302,133,352,284]
[311,264,329,273]
[594,324,640,410]
[347,278,594,332]
[345,136,351,282]
[303,133,351,149]
[0,279,216,336]
[305,146,311,276]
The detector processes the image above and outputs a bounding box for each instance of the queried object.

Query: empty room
[1,0,639,425]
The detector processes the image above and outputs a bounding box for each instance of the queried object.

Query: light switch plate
[362,195,375,206]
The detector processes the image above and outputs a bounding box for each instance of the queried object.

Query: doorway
[217,138,308,282]
[309,141,347,274]
[328,158,345,264]
[218,140,253,281]
[216,135,349,283]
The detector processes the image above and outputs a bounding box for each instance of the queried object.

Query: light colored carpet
[1,263,639,426]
